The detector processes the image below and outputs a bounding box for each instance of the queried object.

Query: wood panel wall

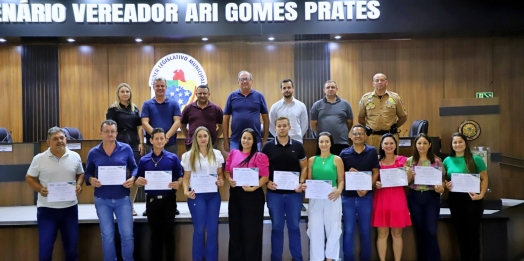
[3,36,524,198]
[0,46,23,142]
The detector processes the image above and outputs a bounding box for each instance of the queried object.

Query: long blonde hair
[112,83,138,111]
[189,126,217,171]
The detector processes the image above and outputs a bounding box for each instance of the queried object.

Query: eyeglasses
[102,130,117,134]
[352,132,365,137]
[238,78,251,82]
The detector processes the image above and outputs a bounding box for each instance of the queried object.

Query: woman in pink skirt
[372,133,412,261]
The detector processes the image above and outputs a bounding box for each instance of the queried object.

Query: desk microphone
[402,129,408,137]
[1,130,12,143]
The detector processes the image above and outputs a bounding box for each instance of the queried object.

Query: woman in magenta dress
[372,133,412,261]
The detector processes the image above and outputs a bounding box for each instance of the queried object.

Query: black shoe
[301,204,306,211]
[175,209,180,215]
[142,209,147,216]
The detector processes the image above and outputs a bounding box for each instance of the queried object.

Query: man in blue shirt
[135,127,182,261]
[141,76,182,215]
[141,76,182,155]
[339,124,380,261]
[223,70,269,151]
[85,120,137,261]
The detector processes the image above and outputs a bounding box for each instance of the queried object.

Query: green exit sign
[476,92,494,98]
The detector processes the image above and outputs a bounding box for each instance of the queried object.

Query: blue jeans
[188,192,221,261]
[342,192,373,261]
[94,196,134,261]
[229,140,262,151]
[37,205,78,261]
[407,189,441,261]
[266,191,303,261]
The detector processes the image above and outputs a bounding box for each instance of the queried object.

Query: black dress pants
[448,192,484,261]
[146,192,176,261]
[228,187,265,261]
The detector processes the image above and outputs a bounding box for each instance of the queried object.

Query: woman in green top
[443,132,488,261]
[306,132,344,261]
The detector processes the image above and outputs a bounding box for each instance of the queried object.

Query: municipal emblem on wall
[458,120,481,140]
[149,53,208,111]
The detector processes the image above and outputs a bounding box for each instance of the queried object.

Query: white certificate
[273,171,300,190]
[345,171,372,190]
[233,168,259,186]
[305,180,333,199]
[47,181,77,202]
[145,171,172,190]
[98,166,127,185]
[191,174,218,193]
[414,166,442,185]
[380,168,408,188]
[451,173,480,193]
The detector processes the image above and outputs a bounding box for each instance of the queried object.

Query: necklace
[152,156,163,167]
[320,155,330,164]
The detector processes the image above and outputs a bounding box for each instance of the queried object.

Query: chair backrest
[0,128,12,143]
[63,127,83,140]
[409,120,429,137]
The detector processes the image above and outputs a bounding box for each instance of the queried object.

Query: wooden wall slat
[330,42,363,119]
[0,182,34,206]
[443,38,494,99]
[0,46,22,142]
[396,40,444,137]
[59,46,109,140]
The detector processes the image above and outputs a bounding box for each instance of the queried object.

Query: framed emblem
[458,120,481,140]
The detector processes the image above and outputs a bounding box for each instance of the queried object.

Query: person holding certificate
[262,116,307,261]
[443,132,488,261]
[306,132,344,261]
[339,124,380,261]
[106,83,145,216]
[405,133,444,261]
[181,126,224,261]
[26,127,84,261]
[135,127,182,261]
[372,133,412,261]
[225,128,269,261]
[85,120,138,261]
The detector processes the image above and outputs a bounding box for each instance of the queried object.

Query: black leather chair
[409,120,429,137]
[0,128,12,143]
[63,127,83,140]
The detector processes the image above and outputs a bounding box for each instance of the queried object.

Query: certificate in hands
[191,174,218,193]
[233,168,259,187]
[305,180,333,199]
[345,171,372,190]
[145,171,172,190]
[380,168,408,188]
[450,173,480,193]
[273,171,300,190]
[98,166,127,185]
[47,181,77,202]
[414,166,442,185]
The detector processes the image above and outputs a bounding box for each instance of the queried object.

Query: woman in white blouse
[182,126,225,261]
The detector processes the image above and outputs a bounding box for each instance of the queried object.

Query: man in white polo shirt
[26,127,84,261]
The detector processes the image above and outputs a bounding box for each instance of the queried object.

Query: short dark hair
[100,120,117,131]
[280,78,294,88]
[352,124,366,131]
[316,131,335,155]
[197,84,209,91]
[151,128,165,138]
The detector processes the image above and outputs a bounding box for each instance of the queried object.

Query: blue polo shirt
[339,145,380,197]
[137,149,182,197]
[224,89,268,142]
[85,141,138,199]
[141,97,181,146]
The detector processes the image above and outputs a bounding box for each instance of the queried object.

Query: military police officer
[357,73,407,149]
